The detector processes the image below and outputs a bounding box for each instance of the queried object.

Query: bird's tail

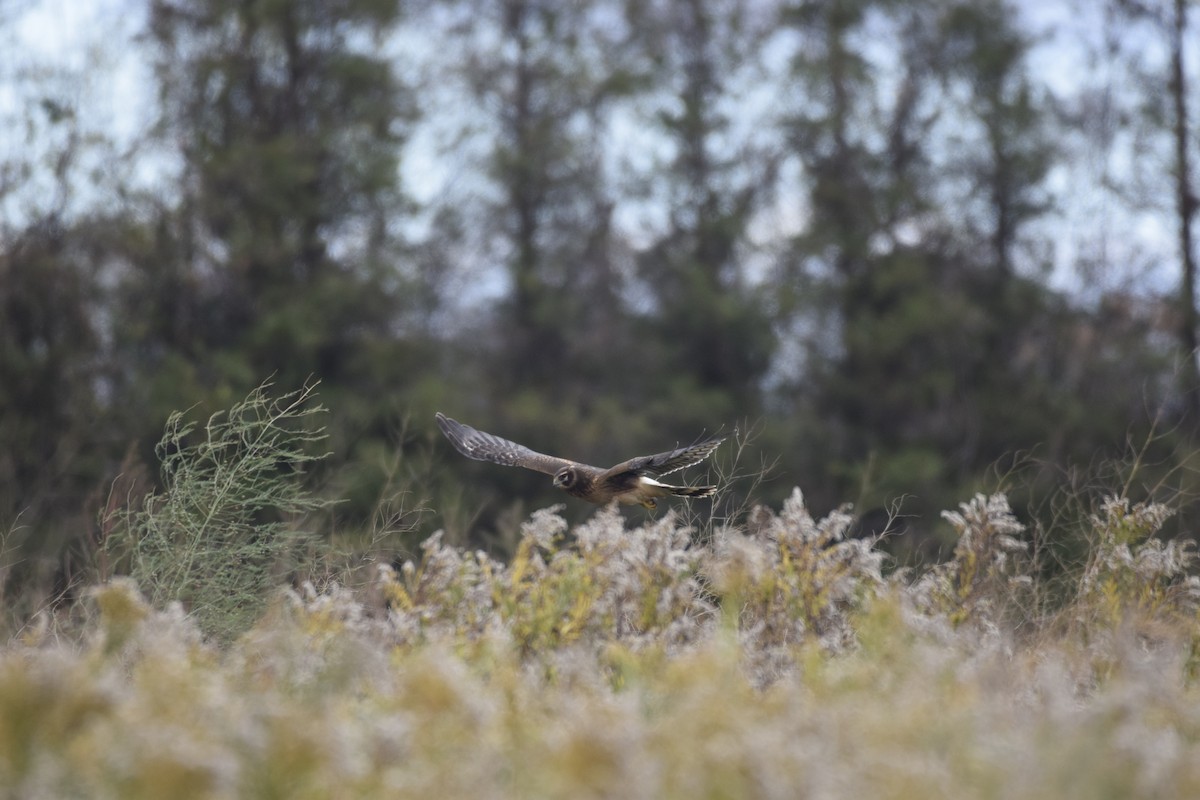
[668,484,717,499]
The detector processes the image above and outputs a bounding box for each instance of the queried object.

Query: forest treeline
[2,0,1198,594]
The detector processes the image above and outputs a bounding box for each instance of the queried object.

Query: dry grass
[3,486,1200,798]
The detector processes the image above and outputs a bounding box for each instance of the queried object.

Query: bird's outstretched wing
[601,435,726,480]
[436,413,577,476]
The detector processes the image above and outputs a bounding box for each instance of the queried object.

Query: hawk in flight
[436,412,724,510]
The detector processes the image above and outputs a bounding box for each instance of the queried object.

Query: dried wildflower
[708,533,770,594]
[1080,496,1197,627]
[702,490,885,683]
[942,493,1026,552]
[8,485,1200,798]
[521,505,569,550]
[1092,496,1175,546]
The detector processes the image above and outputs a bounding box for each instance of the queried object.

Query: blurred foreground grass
[3,489,1200,798]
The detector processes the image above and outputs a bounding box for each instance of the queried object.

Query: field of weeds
[3,389,1200,798]
[4,490,1200,799]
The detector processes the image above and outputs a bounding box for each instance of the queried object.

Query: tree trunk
[1171,0,1200,432]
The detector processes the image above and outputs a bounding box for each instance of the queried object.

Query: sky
[1,0,153,225]
[4,0,148,138]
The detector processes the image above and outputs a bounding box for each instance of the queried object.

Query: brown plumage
[435,412,724,509]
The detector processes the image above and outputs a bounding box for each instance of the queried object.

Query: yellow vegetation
[2,490,1199,798]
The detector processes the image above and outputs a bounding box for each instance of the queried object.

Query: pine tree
[627,0,778,427]
[125,0,413,408]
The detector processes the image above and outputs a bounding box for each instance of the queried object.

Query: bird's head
[553,467,577,490]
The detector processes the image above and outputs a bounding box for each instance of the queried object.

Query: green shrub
[104,382,329,642]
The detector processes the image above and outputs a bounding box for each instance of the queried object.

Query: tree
[102,0,430,529]
[440,0,639,398]
[776,0,1075,544]
[626,0,779,427]
[1109,0,1200,433]
[932,1,1064,465]
[1069,0,1200,434]
[938,1,1055,282]
[0,217,106,543]
[123,0,414,414]
[419,0,651,504]
[779,0,952,518]
[0,36,135,600]
[1165,0,1200,430]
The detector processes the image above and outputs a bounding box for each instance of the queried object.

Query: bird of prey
[435,412,724,510]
